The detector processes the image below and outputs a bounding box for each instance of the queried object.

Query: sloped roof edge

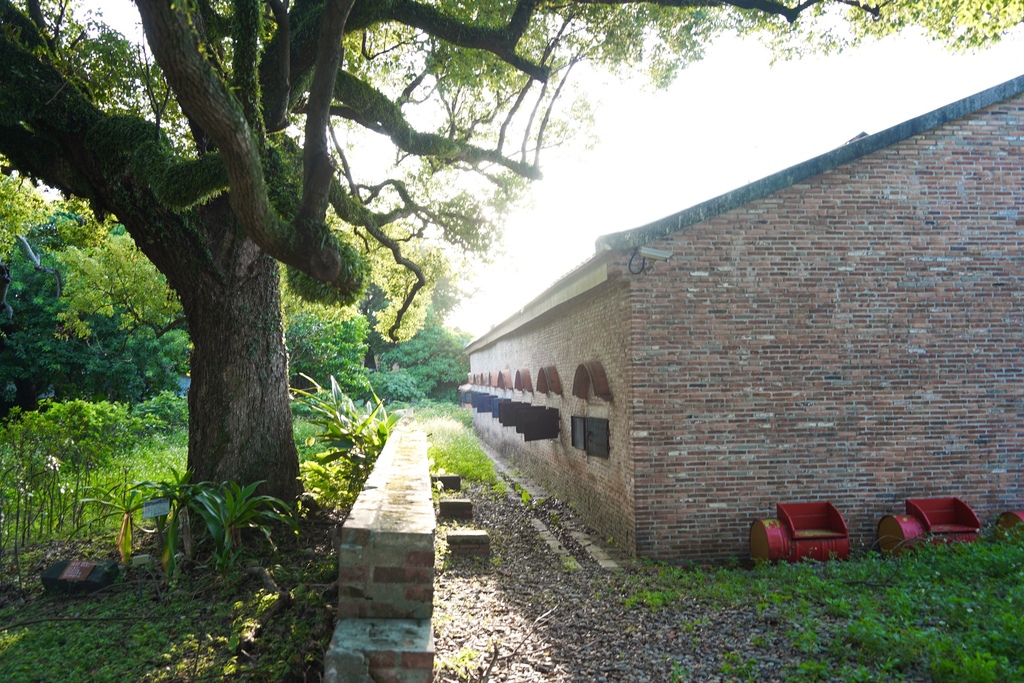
[466,254,611,354]
[596,73,1024,252]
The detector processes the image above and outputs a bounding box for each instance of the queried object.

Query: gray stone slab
[446,529,489,546]
[438,498,474,520]
[432,474,462,491]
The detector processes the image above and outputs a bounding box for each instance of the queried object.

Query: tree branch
[574,0,850,24]
[26,0,45,33]
[0,259,12,322]
[134,0,348,287]
[17,235,62,297]
[264,0,291,132]
[328,181,426,341]
[323,72,542,179]
[534,57,580,167]
[134,0,280,247]
[296,0,356,230]
[387,0,550,82]
[232,0,265,137]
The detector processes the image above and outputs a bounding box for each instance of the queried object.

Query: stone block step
[438,498,473,520]
[447,529,490,559]
[431,474,462,491]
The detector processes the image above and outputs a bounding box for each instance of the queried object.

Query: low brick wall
[324,423,436,683]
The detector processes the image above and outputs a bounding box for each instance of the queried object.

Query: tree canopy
[0,0,1018,496]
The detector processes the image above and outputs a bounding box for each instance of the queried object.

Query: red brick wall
[469,93,1024,563]
[469,281,638,552]
[628,95,1024,560]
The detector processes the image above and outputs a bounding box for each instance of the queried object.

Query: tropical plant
[294,375,404,506]
[81,480,147,565]
[189,481,297,573]
[139,467,197,579]
[296,376,403,460]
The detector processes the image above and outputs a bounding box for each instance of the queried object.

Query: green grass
[622,534,1024,682]
[115,431,188,482]
[415,403,497,484]
[0,530,336,681]
[0,419,339,681]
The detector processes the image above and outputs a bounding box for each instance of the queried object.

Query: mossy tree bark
[100,196,301,498]
[180,224,300,500]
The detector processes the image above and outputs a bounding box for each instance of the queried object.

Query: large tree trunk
[120,197,303,502]
[183,243,301,501]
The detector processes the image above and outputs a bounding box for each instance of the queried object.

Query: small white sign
[142,498,171,519]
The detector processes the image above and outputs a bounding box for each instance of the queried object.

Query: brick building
[465,75,1024,562]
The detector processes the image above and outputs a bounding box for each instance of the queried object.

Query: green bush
[285,309,369,399]
[1,241,190,411]
[0,399,149,552]
[377,310,470,402]
[132,390,188,431]
[368,368,425,404]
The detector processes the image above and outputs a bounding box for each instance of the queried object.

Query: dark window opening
[571,416,610,458]
[571,416,586,450]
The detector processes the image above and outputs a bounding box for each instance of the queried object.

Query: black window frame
[570,415,610,458]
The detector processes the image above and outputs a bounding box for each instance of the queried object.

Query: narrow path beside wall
[476,441,629,572]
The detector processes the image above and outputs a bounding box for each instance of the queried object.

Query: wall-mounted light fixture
[629,246,673,274]
[638,246,672,261]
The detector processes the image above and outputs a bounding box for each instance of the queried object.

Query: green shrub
[0,399,150,552]
[293,376,403,507]
[368,368,425,403]
[285,310,369,399]
[132,390,188,431]
[378,312,471,401]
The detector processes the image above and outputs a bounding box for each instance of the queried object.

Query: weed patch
[416,405,497,484]
[621,536,1024,681]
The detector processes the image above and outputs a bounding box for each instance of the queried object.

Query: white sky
[448,31,1024,338]
[87,3,1024,339]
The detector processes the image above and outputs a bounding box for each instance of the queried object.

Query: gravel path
[432,478,814,683]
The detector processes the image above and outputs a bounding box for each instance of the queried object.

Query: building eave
[465,253,612,354]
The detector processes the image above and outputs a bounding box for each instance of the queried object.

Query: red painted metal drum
[877,514,925,554]
[790,533,851,562]
[750,519,791,563]
[997,511,1024,536]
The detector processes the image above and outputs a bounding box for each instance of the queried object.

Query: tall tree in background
[0,0,1018,498]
